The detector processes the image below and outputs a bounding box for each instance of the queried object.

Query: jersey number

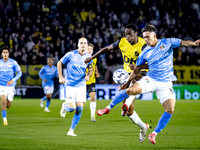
[124,55,137,64]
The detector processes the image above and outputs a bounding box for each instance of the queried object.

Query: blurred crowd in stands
[0,0,200,83]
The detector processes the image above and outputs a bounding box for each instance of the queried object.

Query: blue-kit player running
[39,57,58,112]
[58,37,93,136]
[97,25,200,144]
[0,46,22,125]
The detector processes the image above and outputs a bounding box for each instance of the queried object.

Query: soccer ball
[113,69,129,85]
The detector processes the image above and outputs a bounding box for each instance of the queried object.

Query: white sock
[106,105,112,111]
[3,117,7,122]
[128,111,146,130]
[90,102,96,117]
[69,128,74,132]
[125,95,136,108]
[152,131,157,135]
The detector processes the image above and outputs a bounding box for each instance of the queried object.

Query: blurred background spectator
[0,0,199,84]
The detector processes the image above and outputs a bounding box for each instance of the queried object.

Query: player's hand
[44,79,47,82]
[85,75,90,81]
[59,76,66,84]
[96,72,100,78]
[118,81,129,91]
[129,64,137,70]
[194,39,200,46]
[7,80,14,86]
[84,57,92,64]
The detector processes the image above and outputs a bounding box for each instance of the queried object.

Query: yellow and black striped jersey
[113,37,147,73]
[86,58,97,85]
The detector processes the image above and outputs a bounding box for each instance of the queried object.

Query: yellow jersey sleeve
[86,58,97,85]
[119,37,147,73]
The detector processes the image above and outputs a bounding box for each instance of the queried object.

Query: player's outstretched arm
[181,39,200,47]
[57,60,65,84]
[119,64,148,90]
[84,44,113,64]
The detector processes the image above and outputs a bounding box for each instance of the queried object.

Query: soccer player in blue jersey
[97,25,200,144]
[39,57,58,112]
[0,46,22,125]
[58,37,93,136]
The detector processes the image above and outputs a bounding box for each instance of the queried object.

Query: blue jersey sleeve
[13,61,22,81]
[168,38,181,49]
[14,61,21,72]
[136,53,146,66]
[60,52,71,64]
[39,66,45,80]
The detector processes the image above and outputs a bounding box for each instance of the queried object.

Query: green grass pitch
[0,99,200,150]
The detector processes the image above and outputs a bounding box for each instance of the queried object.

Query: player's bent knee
[75,107,83,115]
[165,107,174,114]
[46,94,52,99]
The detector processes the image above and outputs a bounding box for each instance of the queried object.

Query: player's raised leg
[148,98,175,145]
[97,83,142,116]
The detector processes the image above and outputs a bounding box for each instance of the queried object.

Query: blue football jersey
[39,65,58,87]
[60,50,92,87]
[137,38,181,82]
[0,58,21,86]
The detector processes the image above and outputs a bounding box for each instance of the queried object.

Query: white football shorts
[64,85,86,103]
[0,86,15,101]
[43,86,54,94]
[137,76,175,104]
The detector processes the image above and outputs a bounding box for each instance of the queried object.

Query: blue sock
[42,96,47,101]
[154,111,172,133]
[1,110,7,118]
[65,105,75,112]
[109,89,129,108]
[70,107,83,130]
[46,99,51,108]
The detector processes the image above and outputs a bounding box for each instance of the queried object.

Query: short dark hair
[125,23,138,32]
[141,25,156,33]
[47,57,54,60]
[0,46,10,54]
[88,43,94,49]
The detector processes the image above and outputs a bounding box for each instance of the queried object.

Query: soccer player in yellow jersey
[86,44,100,122]
[85,24,149,142]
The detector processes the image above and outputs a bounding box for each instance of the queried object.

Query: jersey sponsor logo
[0,69,12,71]
[160,45,165,50]
[123,55,137,64]
[135,52,139,56]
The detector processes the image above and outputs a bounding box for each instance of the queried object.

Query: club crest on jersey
[145,78,150,83]
[8,64,13,67]
[68,97,72,100]
[160,45,165,50]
